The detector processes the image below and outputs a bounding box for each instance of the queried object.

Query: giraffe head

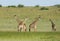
[13,15,18,19]
[24,16,29,22]
[34,15,41,21]
[38,15,41,18]
[37,15,41,20]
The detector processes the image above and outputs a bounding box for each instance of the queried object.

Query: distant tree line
[54,4,60,8]
[0,4,60,8]
[8,5,16,8]
[0,4,49,10]
[8,4,24,8]
[0,4,24,8]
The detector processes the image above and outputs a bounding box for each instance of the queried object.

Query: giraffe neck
[23,17,28,24]
[32,18,39,24]
[50,20,55,25]
[15,16,22,23]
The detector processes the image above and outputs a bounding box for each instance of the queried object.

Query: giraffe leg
[54,29,56,31]
[20,28,22,32]
[34,26,36,32]
[23,25,27,32]
[54,26,56,31]
[29,28,31,32]
[23,28,27,32]
[18,25,23,32]
[18,27,22,32]
[52,28,54,32]
[18,29,19,32]
[22,27,26,32]
[25,29,26,31]
[17,26,20,32]
[34,28,36,32]
[52,26,56,32]
[52,28,56,32]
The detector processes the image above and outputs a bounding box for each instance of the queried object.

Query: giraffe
[49,19,56,31]
[29,15,41,32]
[14,15,28,32]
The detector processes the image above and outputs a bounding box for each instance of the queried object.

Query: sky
[0,0,60,6]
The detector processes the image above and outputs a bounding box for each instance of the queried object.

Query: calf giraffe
[14,15,28,32]
[49,19,56,31]
[29,16,41,32]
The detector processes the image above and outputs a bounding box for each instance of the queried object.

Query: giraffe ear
[14,15,16,16]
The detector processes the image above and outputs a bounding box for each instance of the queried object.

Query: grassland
[0,6,60,41]
[0,32,60,41]
[0,6,60,31]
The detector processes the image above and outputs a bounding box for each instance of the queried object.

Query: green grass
[0,32,60,41]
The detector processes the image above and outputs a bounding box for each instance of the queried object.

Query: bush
[40,7,48,10]
[17,4,24,7]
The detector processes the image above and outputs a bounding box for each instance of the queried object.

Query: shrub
[40,7,48,10]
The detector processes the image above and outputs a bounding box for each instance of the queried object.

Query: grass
[0,32,60,41]
[0,7,60,31]
[0,7,60,41]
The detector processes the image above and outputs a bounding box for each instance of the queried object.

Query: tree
[35,5,40,7]
[17,4,24,7]
[54,4,60,8]
[0,5,2,7]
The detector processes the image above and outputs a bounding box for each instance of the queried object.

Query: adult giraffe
[29,15,41,32]
[14,15,28,32]
[49,19,56,31]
